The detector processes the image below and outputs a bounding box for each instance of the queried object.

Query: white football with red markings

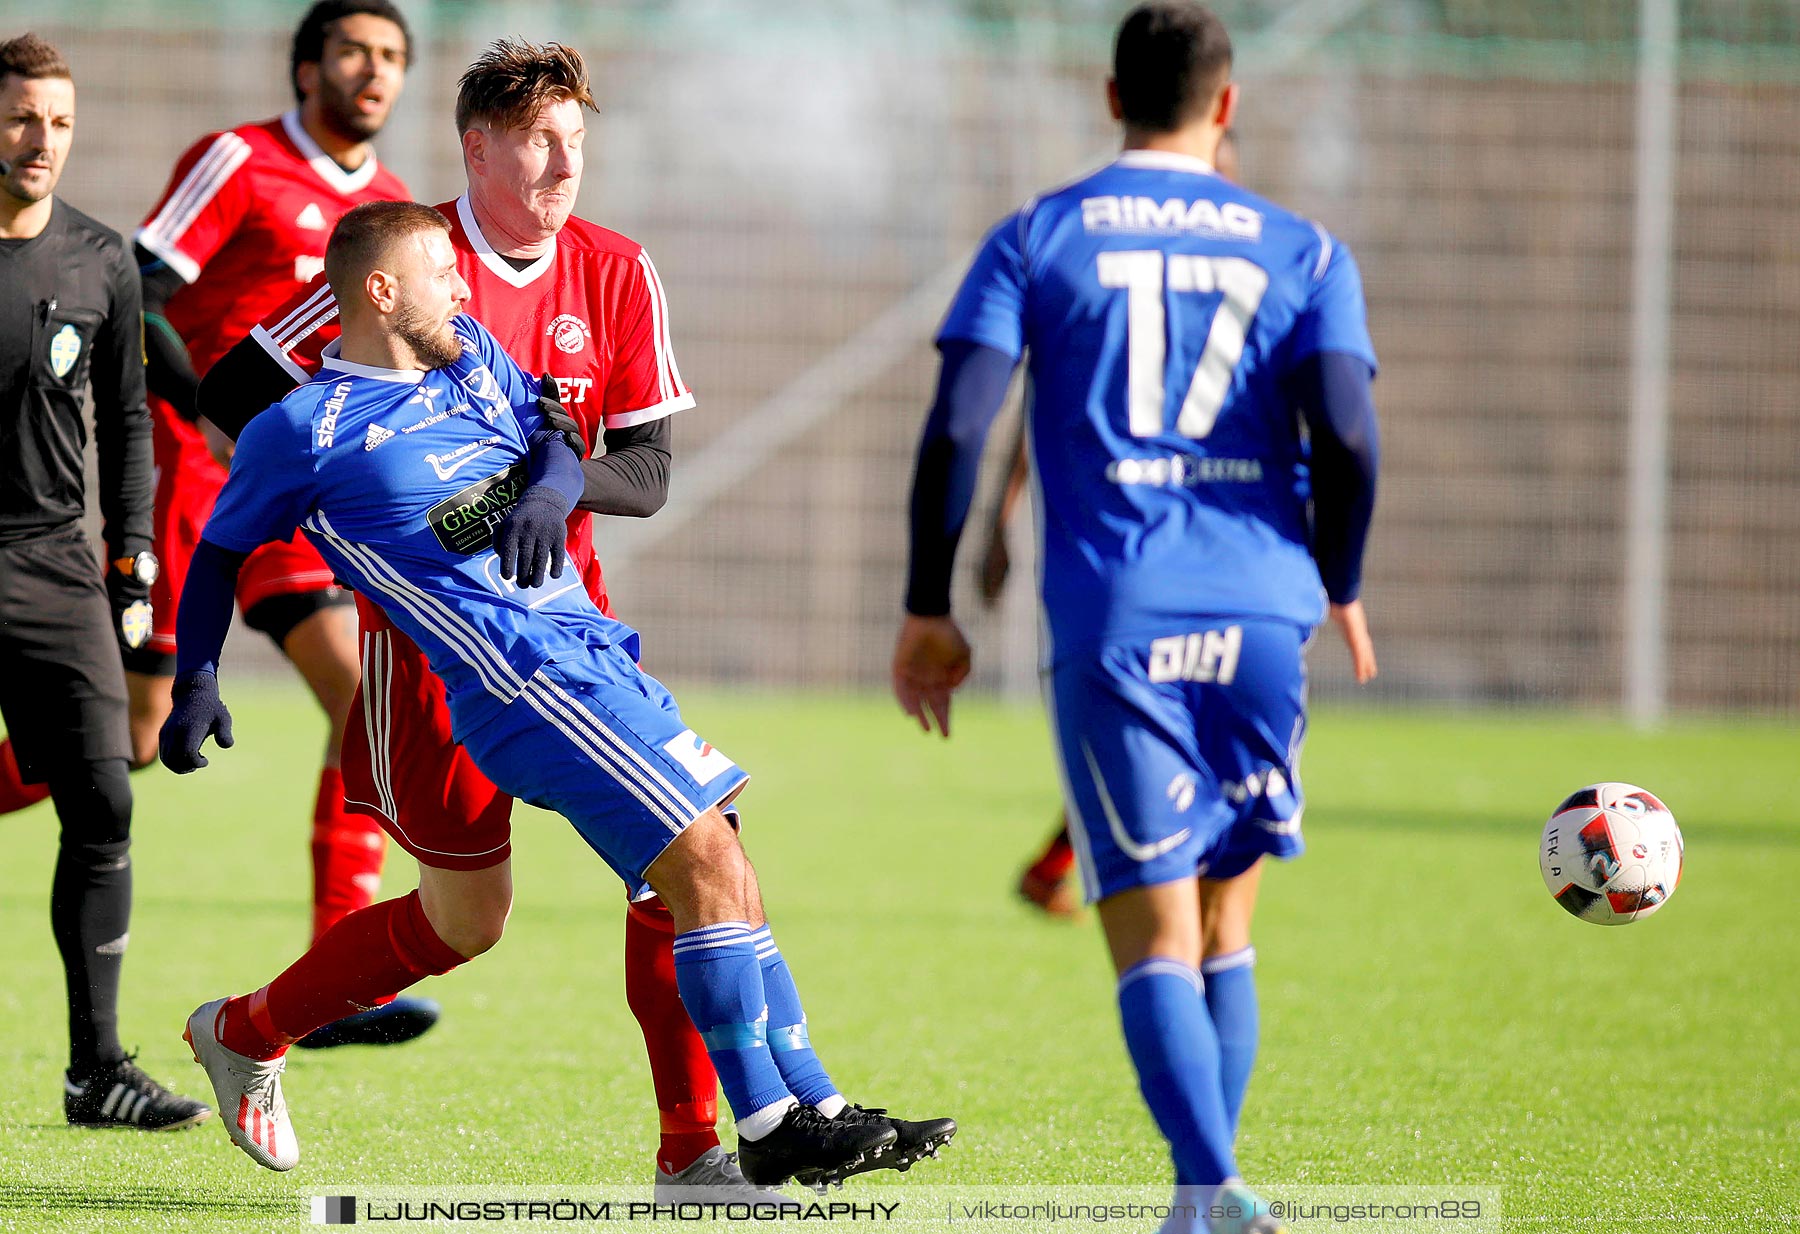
[1539,782,1683,925]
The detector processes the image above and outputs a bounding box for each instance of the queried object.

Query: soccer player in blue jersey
[892,6,1378,1232]
[162,200,953,1184]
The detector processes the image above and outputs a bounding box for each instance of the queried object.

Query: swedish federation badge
[120,600,153,651]
[49,323,82,379]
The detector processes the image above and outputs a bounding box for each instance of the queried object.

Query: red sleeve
[135,130,255,283]
[247,273,340,381]
[603,250,696,429]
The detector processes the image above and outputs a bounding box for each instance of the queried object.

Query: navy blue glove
[159,671,235,773]
[495,486,570,589]
[537,372,584,453]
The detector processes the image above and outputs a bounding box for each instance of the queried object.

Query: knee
[428,883,512,960]
[48,759,132,848]
[644,812,754,928]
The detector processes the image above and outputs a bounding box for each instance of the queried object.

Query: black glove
[537,373,584,453]
[106,552,157,657]
[495,487,570,589]
[159,671,234,773]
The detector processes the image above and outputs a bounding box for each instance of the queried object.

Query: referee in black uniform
[0,32,208,1130]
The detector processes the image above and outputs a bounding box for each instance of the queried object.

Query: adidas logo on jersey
[364,423,394,452]
[296,202,327,230]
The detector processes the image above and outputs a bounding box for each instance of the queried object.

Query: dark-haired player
[893,5,1379,1231]
[195,39,957,1199]
[169,201,951,1191]
[0,30,211,1132]
[997,130,1241,923]
[126,0,434,1047]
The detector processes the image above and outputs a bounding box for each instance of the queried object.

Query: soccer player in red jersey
[193,41,943,1200]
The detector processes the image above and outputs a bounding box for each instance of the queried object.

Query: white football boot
[183,997,300,1171]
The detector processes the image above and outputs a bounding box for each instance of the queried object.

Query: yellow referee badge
[120,600,153,650]
[49,324,82,378]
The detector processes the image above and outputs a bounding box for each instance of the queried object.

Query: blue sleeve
[527,429,583,511]
[935,212,1028,361]
[174,540,249,678]
[455,314,541,417]
[904,340,1019,615]
[1289,352,1379,604]
[1286,233,1378,375]
[203,407,317,553]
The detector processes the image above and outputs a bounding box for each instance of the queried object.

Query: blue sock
[672,922,793,1125]
[1116,958,1238,1186]
[751,925,841,1109]
[1202,948,1259,1137]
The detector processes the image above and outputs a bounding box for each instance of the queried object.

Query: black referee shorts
[0,528,131,783]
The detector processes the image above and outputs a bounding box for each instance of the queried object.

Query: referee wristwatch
[113,550,160,586]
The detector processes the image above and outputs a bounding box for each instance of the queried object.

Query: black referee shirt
[0,198,152,561]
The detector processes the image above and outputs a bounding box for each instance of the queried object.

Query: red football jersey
[138,110,409,482]
[248,192,695,612]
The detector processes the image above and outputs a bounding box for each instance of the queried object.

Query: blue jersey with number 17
[938,149,1378,660]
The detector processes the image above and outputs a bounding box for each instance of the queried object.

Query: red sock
[0,739,51,814]
[311,767,388,941]
[625,897,720,1175]
[1027,823,1077,884]
[218,890,465,1060]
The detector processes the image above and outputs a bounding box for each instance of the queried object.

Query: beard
[1,154,57,205]
[394,301,462,370]
[315,74,387,144]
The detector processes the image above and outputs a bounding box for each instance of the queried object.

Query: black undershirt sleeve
[578,416,671,517]
[135,241,201,420]
[1287,351,1380,605]
[195,332,303,440]
[904,340,1019,616]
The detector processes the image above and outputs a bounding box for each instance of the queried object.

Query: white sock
[736,1095,799,1142]
[813,1093,847,1119]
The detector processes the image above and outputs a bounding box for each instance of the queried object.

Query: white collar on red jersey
[281,110,381,195]
[318,338,426,384]
[455,193,556,289]
[1114,149,1217,176]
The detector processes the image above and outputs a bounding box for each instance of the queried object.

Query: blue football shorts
[1045,618,1311,904]
[459,645,749,898]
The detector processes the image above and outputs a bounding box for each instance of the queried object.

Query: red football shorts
[340,595,514,871]
[147,401,339,657]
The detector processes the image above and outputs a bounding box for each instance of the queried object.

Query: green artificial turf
[0,684,1793,1231]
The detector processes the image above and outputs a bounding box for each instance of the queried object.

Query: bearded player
[0,1,439,1049]
[194,40,928,1200]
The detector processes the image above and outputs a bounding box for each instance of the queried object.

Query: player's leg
[1047,648,1258,1227]
[467,660,895,1188]
[625,896,729,1183]
[237,538,384,944]
[1018,810,1081,917]
[0,533,209,1130]
[252,589,384,940]
[0,731,51,812]
[1198,862,1263,1138]
[185,857,494,1170]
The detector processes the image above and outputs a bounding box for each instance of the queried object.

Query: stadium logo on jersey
[317,381,354,448]
[547,313,591,355]
[295,203,327,231]
[426,461,528,554]
[48,324,82,378]
[424,436,504,482]
[363,423,394,452]
[662,730,737,786]
[1080,195,1262,240]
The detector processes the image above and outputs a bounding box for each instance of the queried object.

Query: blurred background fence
[11,0,1797,715]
